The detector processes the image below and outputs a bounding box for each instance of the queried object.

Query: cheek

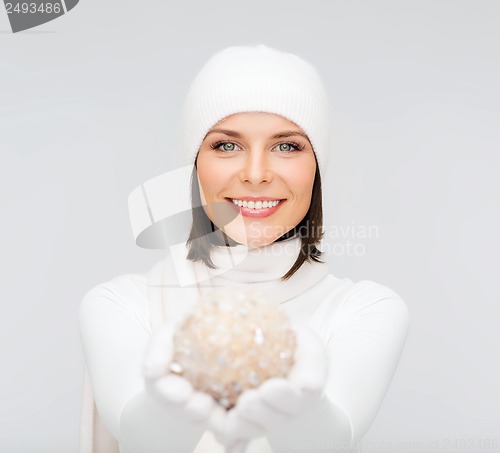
[287,163,315,198]
[196,157,225,196]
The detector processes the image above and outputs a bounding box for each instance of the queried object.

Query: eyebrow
[204,129,309,140]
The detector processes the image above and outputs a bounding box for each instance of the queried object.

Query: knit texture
[180,44,332,175]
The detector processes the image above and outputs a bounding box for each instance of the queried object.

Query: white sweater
[78,236,410,453]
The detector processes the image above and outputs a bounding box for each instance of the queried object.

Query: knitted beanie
[180,44,332,175]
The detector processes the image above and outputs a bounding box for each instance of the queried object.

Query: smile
[225,198,285,218]
[230,199,282,209]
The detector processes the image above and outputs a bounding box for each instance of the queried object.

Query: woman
[79,44,410,453]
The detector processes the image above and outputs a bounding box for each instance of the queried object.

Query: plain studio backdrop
[1,1,499,452]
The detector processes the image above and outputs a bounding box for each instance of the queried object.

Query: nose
[239,149,274,184]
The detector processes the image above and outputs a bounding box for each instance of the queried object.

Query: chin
[224,226,281,247]
[227,235,269,249]
[247,237,278,249]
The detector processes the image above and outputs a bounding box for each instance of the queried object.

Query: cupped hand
[207,322,328,448]
[142,320,216,422]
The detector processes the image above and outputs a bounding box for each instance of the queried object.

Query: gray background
[1,1,499,452]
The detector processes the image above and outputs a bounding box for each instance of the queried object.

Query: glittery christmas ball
[168,287,297,410]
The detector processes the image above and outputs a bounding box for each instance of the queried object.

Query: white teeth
[231,199,281,209]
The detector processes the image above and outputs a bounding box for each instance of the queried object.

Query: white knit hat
[181,44,331,175]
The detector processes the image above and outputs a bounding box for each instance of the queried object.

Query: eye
[273,142,305,153]
[211,141,241,152]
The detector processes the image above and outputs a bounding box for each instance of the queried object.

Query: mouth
[224,197,286,218]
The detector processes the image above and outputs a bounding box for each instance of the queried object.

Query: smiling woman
[79,44,410,453]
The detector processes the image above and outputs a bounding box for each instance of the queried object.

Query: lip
[228,196,285,202]
[225,198,286,218]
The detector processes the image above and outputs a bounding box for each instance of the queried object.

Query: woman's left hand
[208,322,328,447]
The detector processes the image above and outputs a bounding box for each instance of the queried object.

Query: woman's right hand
[142,321,216,422]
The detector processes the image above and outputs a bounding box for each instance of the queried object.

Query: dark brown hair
[185,152,325,281]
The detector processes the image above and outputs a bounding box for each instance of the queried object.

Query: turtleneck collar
[190,235,329,304]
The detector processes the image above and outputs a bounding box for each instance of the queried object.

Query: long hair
[185,153,325,281]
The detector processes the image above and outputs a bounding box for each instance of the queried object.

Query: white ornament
[169,287,296,409]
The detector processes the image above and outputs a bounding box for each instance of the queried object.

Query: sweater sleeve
[265,280,410,453]
[78,275,207,453]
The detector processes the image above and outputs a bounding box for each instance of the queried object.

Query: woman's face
[196,112,316,248]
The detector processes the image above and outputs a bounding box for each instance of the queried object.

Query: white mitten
[208,322,328,448]
[207,403,265,450]
[142,320,216,422]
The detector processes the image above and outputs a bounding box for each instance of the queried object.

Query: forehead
[208,112,306,137]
